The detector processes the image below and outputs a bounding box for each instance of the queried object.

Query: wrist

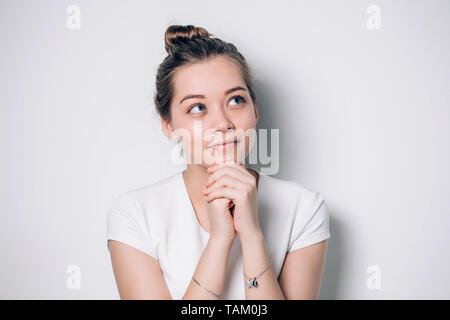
[208,235,235,248]
[238,227,264,244]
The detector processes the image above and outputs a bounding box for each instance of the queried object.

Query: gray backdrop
[1,0,449,299]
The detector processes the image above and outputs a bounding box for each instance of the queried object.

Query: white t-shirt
[106,168,331,299]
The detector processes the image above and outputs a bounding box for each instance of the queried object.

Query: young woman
[106,25,331,300]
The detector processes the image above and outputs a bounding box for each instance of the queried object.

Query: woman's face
[162,55,258,168]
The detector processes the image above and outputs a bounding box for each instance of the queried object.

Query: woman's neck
[182,164,210,204]
[246,167,260,189]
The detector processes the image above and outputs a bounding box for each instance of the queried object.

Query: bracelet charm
[246,277,258,288]
[243,259,272,289]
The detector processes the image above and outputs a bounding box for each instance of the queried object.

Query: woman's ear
[254,104,259,122]
[161,117,174,141]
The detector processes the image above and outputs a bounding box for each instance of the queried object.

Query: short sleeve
[106,192,158,260]
[288,191,331,252]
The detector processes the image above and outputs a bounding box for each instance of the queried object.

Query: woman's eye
[229,95,246,106]
[188,104,206,114]
[188,96,245,114]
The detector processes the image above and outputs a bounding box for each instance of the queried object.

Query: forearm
[240,230,285,299]
[182,236,233,300]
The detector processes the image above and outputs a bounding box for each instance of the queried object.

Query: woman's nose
[210,107,234,133]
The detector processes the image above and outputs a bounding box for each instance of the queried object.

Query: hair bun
[164,25,213,55]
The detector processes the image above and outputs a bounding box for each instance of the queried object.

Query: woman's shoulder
[127,170,181,196]
[257,170,326,217]
[110,170,183,215]
[259,170,320,199]
[257,171,329,245]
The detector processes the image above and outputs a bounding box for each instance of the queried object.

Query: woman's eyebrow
[225,86,247,96]
[179,86,247,105]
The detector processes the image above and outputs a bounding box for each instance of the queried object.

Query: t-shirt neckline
[178,170,211,238]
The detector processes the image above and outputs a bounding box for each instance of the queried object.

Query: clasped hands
[202,161,261,241]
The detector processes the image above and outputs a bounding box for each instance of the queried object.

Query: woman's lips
[208,140,240,149]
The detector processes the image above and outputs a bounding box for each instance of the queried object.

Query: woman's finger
[207,161,249,176]
[203,174,249,196]
[205,164,253,188]
[205,186,241,203]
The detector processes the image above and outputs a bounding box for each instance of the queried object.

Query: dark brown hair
[154,24,258,123]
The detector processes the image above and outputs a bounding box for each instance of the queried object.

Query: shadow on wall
[246,77,288,177]
[249,77,345,299]
[320,214,346,299]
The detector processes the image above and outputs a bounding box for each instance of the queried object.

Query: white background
[1,0,449,299]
